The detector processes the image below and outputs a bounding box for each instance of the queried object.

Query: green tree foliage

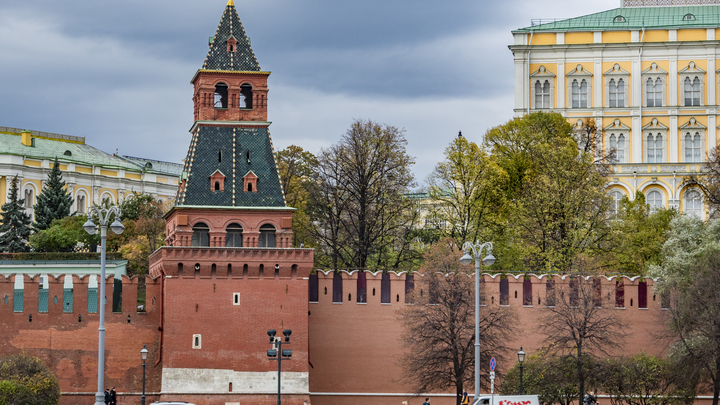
[0,176,32,253]
[0,353,60,405]
[33,158,73,231]
[308,119,416,269]
[501,350,586,405]
[398,238,517,405]
[29,216,99,252]
[482,112,612,272]
[426,136,507,247]
[276,145,319,248]
[112,193,170,275]
[596,353,695,405]
[651,219,720,405]
[600,192,676,275]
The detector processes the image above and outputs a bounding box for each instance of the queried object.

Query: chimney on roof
[21,130,34,147]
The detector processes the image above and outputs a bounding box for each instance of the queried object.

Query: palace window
[679,62,705,107]
[567,64,592,109]
[609,79,625,108]
[24,188,33,209]
[530,65,555,109]
[643,63,667,107]
[684,132,703,163]
[609,190,625,216]
[646,133,664,163]
[608,133,627,163]
[76,193,86,214]
[684,189,703,218]
[647,190,665,211]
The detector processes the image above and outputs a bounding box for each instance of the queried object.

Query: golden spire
[227,0,234,5]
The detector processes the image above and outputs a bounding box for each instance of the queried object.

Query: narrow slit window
[381,273,391,304]
[309,273,319,302]
[333,272,342,303]
[357,271,367,303]
[499,278,509,305]
[404,275,414,304]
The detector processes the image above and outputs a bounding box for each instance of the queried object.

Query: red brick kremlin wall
[308,271,671,405]
[0,274,162,405]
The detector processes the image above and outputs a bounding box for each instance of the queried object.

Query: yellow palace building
[0,126,181,219]
[509,0,720,218]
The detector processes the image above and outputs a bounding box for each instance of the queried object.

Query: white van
[474,395,540,405]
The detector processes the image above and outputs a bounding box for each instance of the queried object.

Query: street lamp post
[266,329,292,405]
[84,205,124,405]
[141,345,148,405]
[518,347,525,395]
[460,241,496,404]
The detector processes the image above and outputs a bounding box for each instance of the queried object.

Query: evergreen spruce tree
[33,157,73,231]
[0,176,32,252]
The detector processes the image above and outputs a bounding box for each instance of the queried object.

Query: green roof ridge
[516,5,720,32]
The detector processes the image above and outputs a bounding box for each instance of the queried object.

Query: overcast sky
[0,0,620,184]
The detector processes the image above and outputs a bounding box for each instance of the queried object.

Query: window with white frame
[23,188,34,209]
[680,118,706,163]
[609,190,625,216]
[604,119,630,163]
[643,118,668,163]
[530,66,555,109]
[642,63,667,107]
[567,64,592,109]
[605,64,630,108]
[646,190,665,211]
[679,61,705,107]
[76,192,87,214]
[646,133,664,163]
[683,189,703,218]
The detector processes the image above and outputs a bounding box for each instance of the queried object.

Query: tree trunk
[456,384,463,405]
[578,345,585,405]
[713,358,720,405]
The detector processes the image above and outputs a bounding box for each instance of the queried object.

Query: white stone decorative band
[161,368,309,394]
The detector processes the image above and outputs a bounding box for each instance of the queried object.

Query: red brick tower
[149,2,314,403]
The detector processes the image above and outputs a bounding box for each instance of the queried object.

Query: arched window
[214,83,228,109]
[191,222,210,247]
[214,181,221,191]
[684,77,702,106]
[24,188,33,209]
[76,193,86,214]
[259,224,276,248]
[609,133,617,162]
[684,189,703,218]
[225,223,243,247]
[609,79,624,108]
[571,79,588,108]
[240,84,253,109]
[647,78,663,107]
[534,80,551,109]
[647,190,665,211]
[647,133,664,163]
[609,190,624,216]
[685,132,703,163]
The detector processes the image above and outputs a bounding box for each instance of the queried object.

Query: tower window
[219,150,222,162]
[214,181,220,191]
[248,183,253,192]
[191,222,210,247]
[214,83,228,109]
[240,84,253,109]
[259,224,276,248]
[225,223,243,247]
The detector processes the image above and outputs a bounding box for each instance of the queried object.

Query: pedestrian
[423,398,431,405]
[584,391,596,405]
[110,387,117,405]
[462,391,470,405]
[104,388,110,405]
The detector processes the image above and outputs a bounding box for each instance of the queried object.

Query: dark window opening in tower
[240,84,253,109]
[246,151,251,163]
[259,224,276,248]
[214,181,220,191]
[225,223,243,247]
[214,83,228,109]
[218,150,222,162]
[191,222,210,247]
[248,183,253,192]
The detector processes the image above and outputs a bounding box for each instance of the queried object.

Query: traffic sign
[490,371,496,379]
[490,357,496,371]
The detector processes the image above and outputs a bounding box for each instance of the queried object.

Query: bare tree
[398,240,516,405]
[540,262,627,404]
[687,144,720,210]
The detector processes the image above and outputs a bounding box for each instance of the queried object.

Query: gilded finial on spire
[227,0,234,6]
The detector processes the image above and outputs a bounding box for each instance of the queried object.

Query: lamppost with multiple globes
[83,205,124,405]
[518,347,526,395]
[266,329,292,405]
[140,345,148,405]
[460,241,496,404]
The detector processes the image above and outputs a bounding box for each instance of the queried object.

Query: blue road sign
[490,357,496,371]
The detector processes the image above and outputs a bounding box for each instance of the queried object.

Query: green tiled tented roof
[516,5,720,32]
[177,126,286,208]
[202,2,260,71]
